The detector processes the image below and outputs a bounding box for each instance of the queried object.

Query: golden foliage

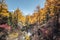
[0,0,58,26]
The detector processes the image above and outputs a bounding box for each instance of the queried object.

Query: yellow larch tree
[0,0,9,17]
[14,8,26,26]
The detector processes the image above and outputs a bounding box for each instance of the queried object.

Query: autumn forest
[0,0,60,40]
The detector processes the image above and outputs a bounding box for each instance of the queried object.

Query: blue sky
[6,0,45,15]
